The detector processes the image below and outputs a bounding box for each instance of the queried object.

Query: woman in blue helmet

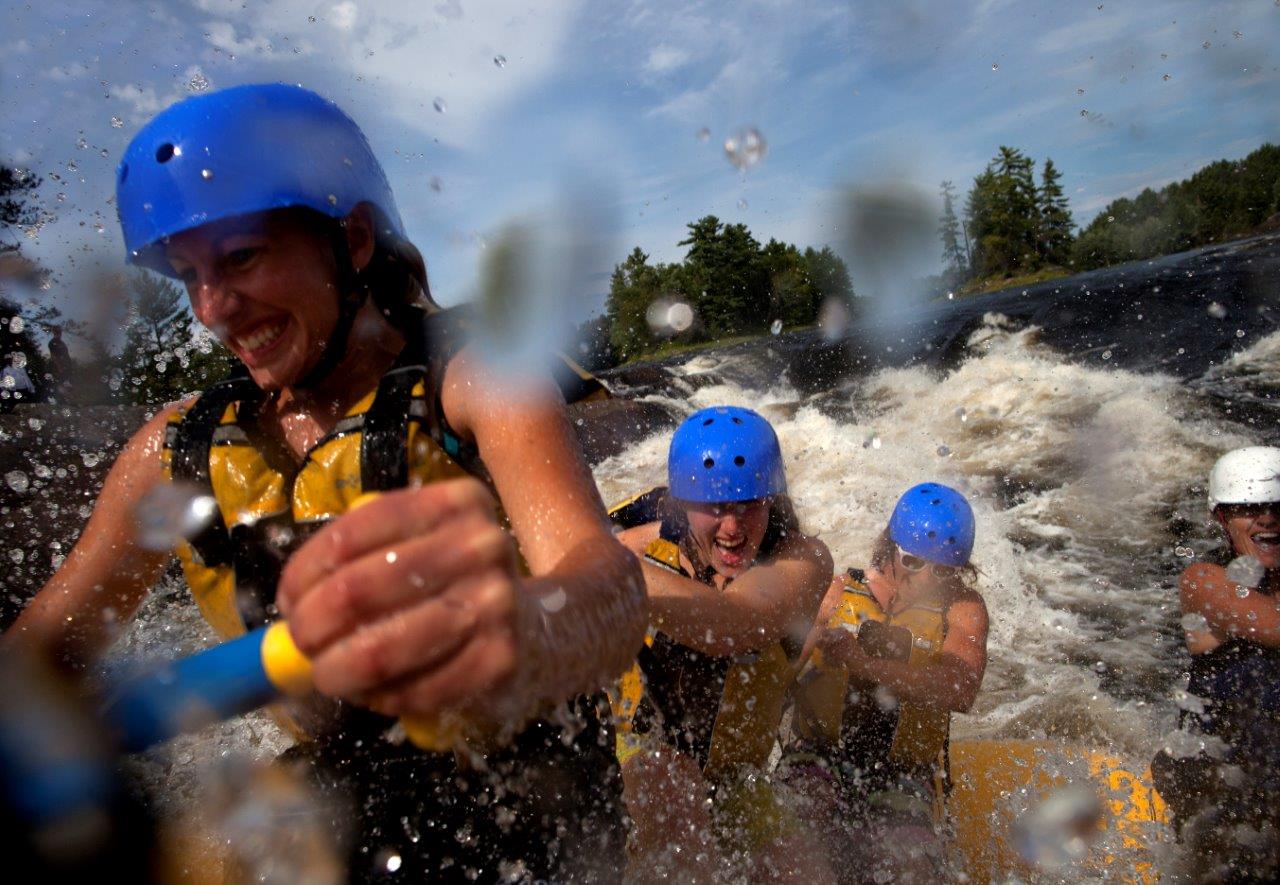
[608,405,833,881]
[783,483,988,882]
[9,84,645,882]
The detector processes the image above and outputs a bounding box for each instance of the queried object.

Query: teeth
[235,321,285,352]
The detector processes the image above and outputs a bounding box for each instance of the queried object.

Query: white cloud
[45,62,90,81]
[331,1,360,31]
[644,44,689,75]
[204,20,277,56]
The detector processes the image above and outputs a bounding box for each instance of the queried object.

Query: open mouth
[1251,531,1280,554]
[714,535,748,565]
[232,318,288,361]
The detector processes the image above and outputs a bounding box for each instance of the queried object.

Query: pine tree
[1037,158,1074,265]
[118,271,232,405]
[938,180,967,276]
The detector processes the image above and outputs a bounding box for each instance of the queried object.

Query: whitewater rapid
[593,315,1280,765]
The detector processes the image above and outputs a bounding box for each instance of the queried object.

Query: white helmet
[1207,446,1280,510]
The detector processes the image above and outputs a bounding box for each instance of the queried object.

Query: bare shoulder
[616,521,660,555]
[1180,562,1226,605]
[775,531,833,572]
[947,587,990,628]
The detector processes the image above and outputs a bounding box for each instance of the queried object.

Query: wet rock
[568,398,679,465]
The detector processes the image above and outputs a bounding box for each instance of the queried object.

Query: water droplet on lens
[200,168,214,180]
[1162,73,1172,81]
[1180,611,1209,633]
[1207,301,1228,319]
[110,115,124,128]
[5,471,30,493]
[187,72,210,93]
[991,62,999,70]
[1093,660,1106,673]
[770,319,783,335]
[1236,328,1245,338]
[493,54,507,68]
[429,176,443,192]
[1227,555,1264,589]
[723,126,767,171]
[132,482,219,551]
[819,297,851,341]
[667,302,694,332]
[1013,784,1103,870]
[937,445,951,457]
[695,126,711,142]
[433,97,447,113]
[737,198,748,210]
[327,193,338,205]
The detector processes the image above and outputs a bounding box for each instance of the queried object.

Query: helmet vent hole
[732,416,742,424]
[927,531,937,539]
[734,455,745,467]
[703,418,714,426]
[946,537,956,545]
[932,499,941,505]
[704,457,715,468]
[155,143,176,163]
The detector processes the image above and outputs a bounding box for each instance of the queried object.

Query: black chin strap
[295,222,367,390]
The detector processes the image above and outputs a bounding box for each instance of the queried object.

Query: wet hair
[869,526,980,593]
[288,205,434,328]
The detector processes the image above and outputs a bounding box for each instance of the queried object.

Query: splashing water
[1226,555,1265,588]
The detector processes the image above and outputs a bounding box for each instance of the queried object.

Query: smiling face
[684,498,770,578]
[165,209,359,391]
[1216,502,1280,569]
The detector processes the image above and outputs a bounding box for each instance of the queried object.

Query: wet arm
[1181,563,1280,650]
[841,594,988,713]
[636,534,832,657]
[5,409,175,670]
[445,351,647,703]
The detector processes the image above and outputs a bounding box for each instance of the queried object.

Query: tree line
[593,215,856,365]
[939,142,1280,291]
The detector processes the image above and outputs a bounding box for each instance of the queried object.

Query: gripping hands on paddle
[108,481,536,752]
[277,481,530,726]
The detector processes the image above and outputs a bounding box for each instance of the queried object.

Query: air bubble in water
[433,97,447,113]
[1207,301,1227,319]
[111,116,124,128]
[695,127,710,142]
[5,471,29,493]
[1226,555,1265,589]
[187,72,210,93]
[132,482,219,551]
[493,55,506,68]
[770,319,783,335]
[723,126,767,171]
[1012,784,1102,870]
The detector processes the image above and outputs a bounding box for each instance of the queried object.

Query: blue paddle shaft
[104,627,277,753]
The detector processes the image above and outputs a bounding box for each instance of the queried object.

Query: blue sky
[2,0,1278,343]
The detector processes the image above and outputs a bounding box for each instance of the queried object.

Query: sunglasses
[896,545,959,579]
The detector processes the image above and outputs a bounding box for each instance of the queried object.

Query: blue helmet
[888,483,975,568]
[115,83,404,276]
[668,406,787,504]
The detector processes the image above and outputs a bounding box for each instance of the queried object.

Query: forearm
[850,656,980,713]
[644,562,785,654]
[520,538,647,705]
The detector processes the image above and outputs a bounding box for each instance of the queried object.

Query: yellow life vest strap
[642,537,687,576]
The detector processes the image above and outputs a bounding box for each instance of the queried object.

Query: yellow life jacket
[161,307,609,738]
[793,568,951,781]
[607,487,801,785]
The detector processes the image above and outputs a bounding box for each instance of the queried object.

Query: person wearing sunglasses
[782,482,988,881]
[1151,447,1280,879]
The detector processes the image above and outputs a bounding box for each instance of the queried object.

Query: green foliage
[603,217,856,361]
[117,271,234,405]
[1072,142,1280,270]
[938,181,967,275]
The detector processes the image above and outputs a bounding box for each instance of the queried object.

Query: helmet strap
[295,221,368,390]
